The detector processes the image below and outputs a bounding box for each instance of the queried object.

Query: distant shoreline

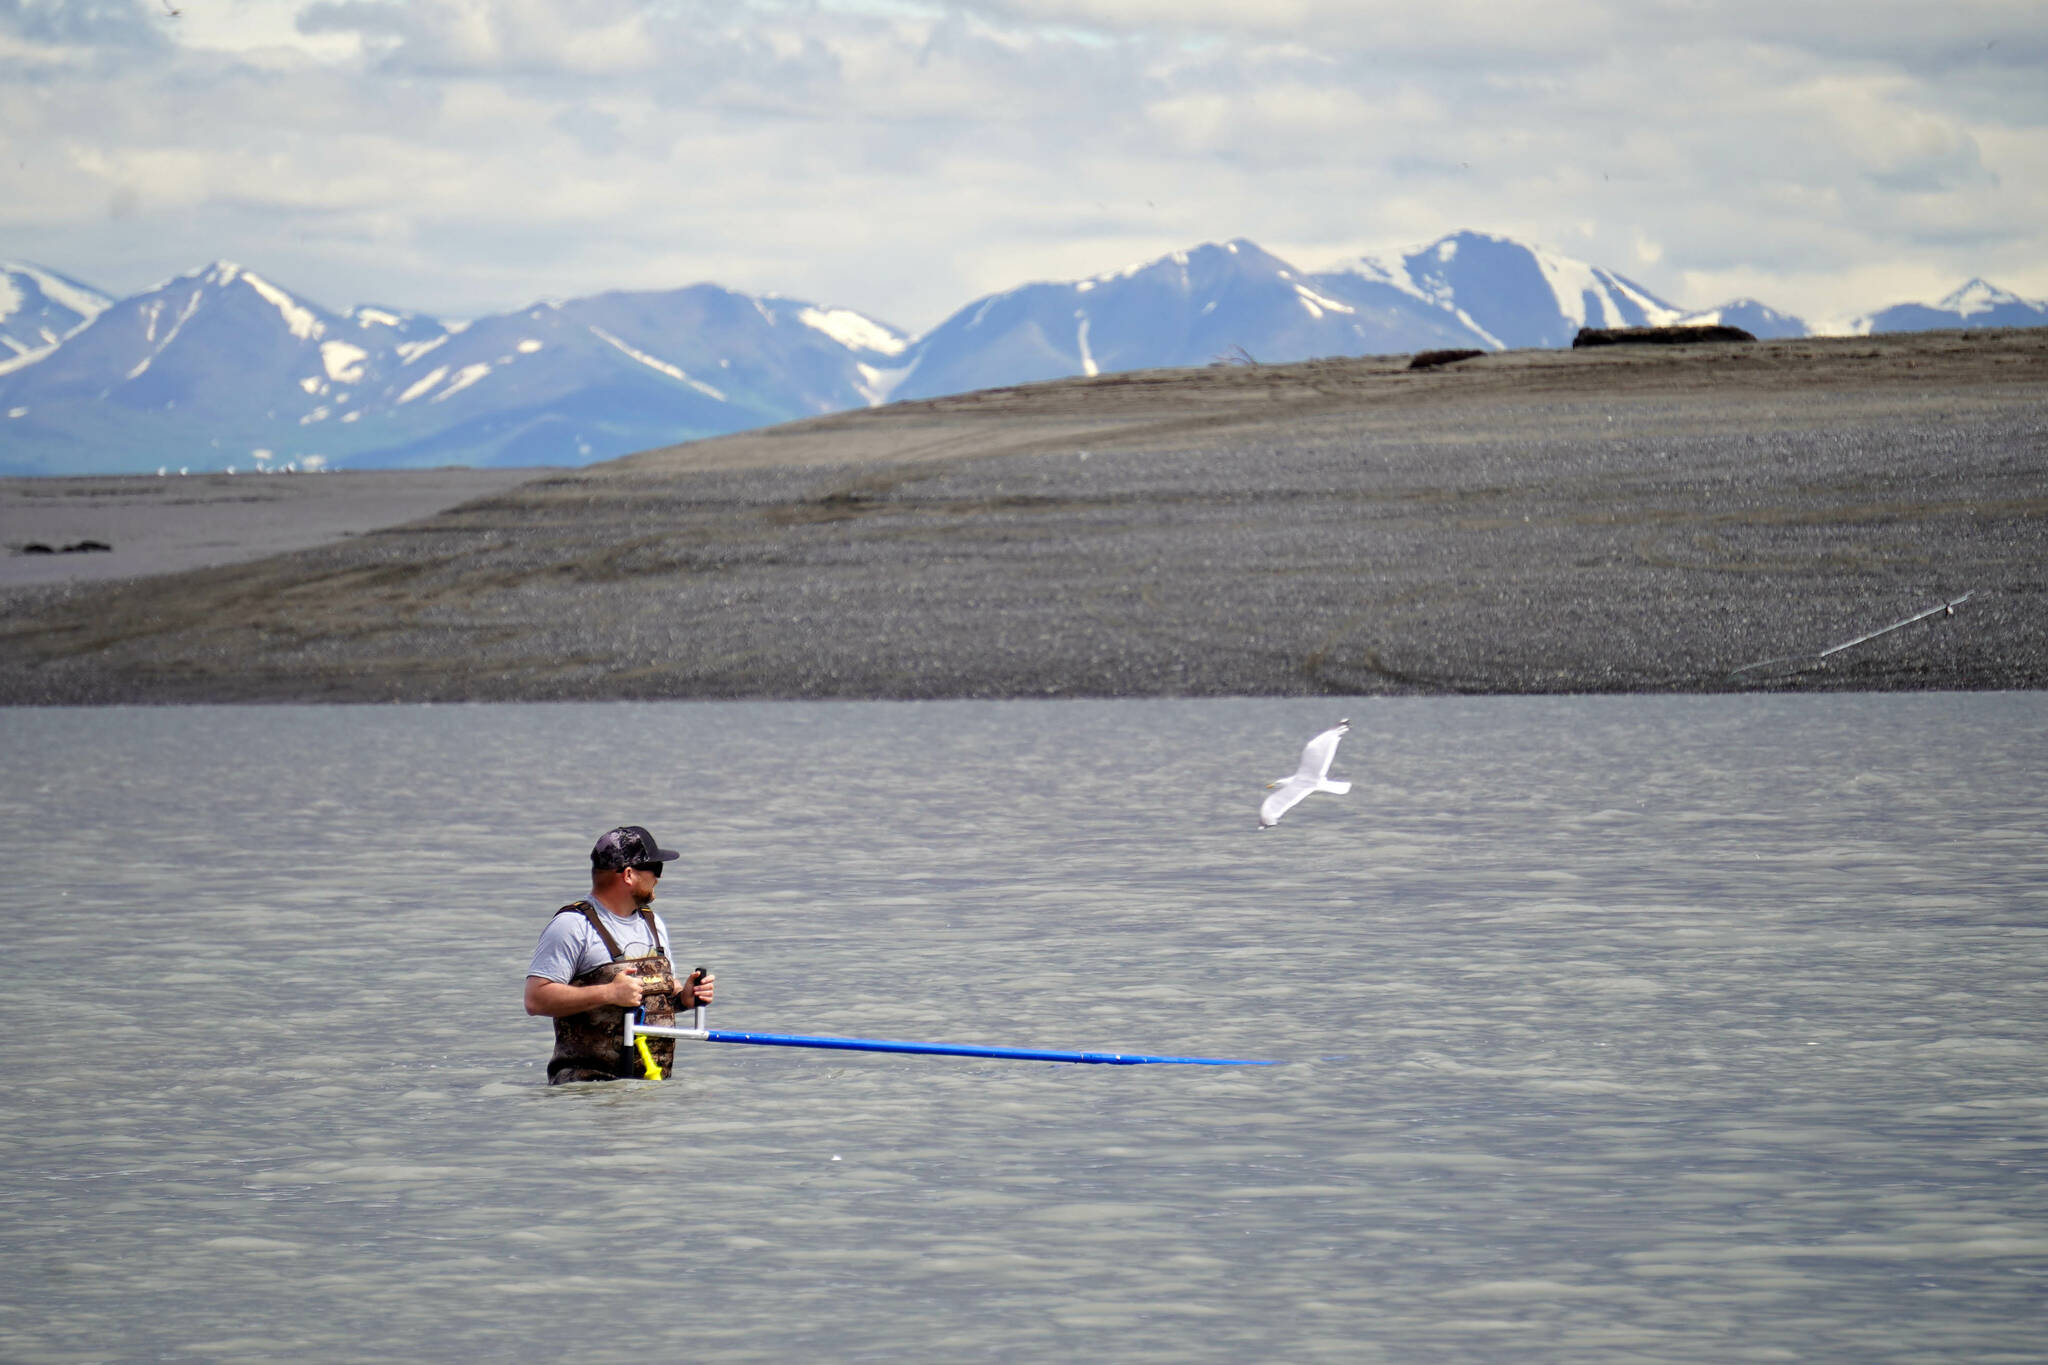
[0,468,543,591]
[3,330,2043,704]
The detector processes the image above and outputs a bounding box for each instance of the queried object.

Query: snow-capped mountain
[1674,298,1808,340]
[888,239,1478,403]
[893,231,1803,399]
[294,286,908,468]
[0,264,907,474]
[0,262,112,368]
[1322,231,1685,350]
[1851,279,2048,335]
[3,239,2043,475]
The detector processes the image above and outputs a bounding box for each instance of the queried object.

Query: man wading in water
[524,825,714,1083]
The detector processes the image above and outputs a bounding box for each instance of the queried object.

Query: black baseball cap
[590,825,679,872]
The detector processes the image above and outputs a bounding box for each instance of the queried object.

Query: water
[1,696,2043,1363]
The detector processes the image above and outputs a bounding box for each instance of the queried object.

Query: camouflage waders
[547,900,683,1084]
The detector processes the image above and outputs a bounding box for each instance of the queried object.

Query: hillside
[1,329,2043,703]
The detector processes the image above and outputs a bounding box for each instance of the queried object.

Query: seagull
[1259,719,1352,828]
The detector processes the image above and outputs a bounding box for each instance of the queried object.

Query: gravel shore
[3,330,2043,704]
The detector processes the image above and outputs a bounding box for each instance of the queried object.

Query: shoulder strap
[637,909,667,957]
[553,900,626,960]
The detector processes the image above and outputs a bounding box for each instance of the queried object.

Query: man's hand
[522,966,675,1018]
[604,966,645,1008]
[682,970,715,1008]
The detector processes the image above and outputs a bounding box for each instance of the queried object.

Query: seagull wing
[1260,778,1315,827]
[1294,721,1349,783]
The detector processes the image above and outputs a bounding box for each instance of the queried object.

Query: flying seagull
[1259,719,1352,828]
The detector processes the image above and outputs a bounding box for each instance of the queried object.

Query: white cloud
[0,0,2041,332]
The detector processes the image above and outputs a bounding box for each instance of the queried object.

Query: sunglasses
[629,862,663,879]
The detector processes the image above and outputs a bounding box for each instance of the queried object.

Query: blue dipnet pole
[703,1028,1272,1066]
[624,1013,1272,1067]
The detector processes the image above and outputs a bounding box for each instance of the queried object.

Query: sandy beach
[2,329,2042,703]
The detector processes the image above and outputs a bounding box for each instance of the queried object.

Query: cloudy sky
[3,0,2043,332]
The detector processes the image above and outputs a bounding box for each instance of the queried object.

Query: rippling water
[2,696,2043,1363]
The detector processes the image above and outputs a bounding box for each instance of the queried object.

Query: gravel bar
[2,330,2043,703]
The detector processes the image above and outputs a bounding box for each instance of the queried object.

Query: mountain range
[4,232,2043,475]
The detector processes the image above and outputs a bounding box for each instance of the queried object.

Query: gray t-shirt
[527,899,673,985]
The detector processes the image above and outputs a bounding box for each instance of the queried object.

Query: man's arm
[524,969,643,1018]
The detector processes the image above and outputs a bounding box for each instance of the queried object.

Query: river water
[1,696,2043,1363]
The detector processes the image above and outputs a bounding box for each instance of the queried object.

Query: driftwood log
[1574,324,1756,347]
[1407,348,1487,370]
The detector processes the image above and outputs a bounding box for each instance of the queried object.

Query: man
[524,825,714,1083]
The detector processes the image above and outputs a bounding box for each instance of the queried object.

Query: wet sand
[2,329,2043,703]
[0,468,542,589]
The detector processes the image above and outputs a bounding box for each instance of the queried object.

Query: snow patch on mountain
[1602,273,1684,326]
[398,335,449,364]
[799,306,906,356]
[126,289,207,379]
[5,265,107,326]
[1,262,116,370]
[434,363,493,402]
[239,269,324,341]
[1321,239,1505,347]
[1529,246,1648,328]
[398,365,449,404]
[320,340,368,383]
[1452,309,1506,350]
[587,325,726,400]
[1329,246,1439,307]
[854,362,912,406]
[0,347,46,377]
[1291,282,1354,319]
